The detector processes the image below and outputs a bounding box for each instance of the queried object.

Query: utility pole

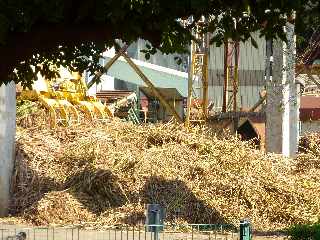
[265,18,299,157]
[0,82,16,216]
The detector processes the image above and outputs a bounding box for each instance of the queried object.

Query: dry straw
[4,107,320,230]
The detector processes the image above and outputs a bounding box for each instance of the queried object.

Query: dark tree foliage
[295,0,320,56]
[0,0,307,87]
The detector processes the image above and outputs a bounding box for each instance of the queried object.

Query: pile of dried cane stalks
[2,105,320,231]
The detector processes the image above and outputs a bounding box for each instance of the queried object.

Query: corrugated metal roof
[102,54,188,97]
[96,90,133,102]
[140,87,183,101]
[300,96,320,121]
[301,96,320,109]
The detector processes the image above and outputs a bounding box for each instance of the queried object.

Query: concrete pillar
[0,82,16,216]
[265,21,299,157]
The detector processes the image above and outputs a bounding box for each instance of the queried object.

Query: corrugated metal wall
[95,36,267,111]
[115,39,188,91]
[127,39,188,72]
[208,32,266,110]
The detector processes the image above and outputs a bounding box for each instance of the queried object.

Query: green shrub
[287,223,320,240]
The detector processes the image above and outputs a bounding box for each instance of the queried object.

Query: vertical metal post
[126,226,129,240]
[214,225,217,240]
[138,225,141,240]
[240,220,252,240]
[144,227,147,240]
[153,230,158,240]
[233,41,239,112]
[133,226,135,240]
[202,44,209,119]
[162,226,165,240]
[191,226,194,240]
[222,41,229,112]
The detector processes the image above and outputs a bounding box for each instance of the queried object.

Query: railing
[0,224,239,240]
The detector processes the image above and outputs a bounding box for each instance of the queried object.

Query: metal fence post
[126,226,129,240]
[138,225,141,240]
[240,220,252,240]
[191,226,194,240]
[153,229,158,240]
[145,204,165,240]
[133,226,135,240]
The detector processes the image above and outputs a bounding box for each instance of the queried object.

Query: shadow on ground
[65,167,127,214]
[9,145,63,215]
[135,176,228,225]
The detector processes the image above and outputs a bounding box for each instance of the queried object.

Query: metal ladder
[127,108,140,124]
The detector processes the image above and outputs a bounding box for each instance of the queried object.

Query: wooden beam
[185,46,194,128]
[87,45,128,89]
[305,68,320,89]
[249,95,267,112]
[120,52,183,123]
[210,112,265,121]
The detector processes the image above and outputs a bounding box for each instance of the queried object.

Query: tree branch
[0,23,162,82]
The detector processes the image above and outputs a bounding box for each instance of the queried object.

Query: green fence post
[145,204,165,240]
[240,220,252,240]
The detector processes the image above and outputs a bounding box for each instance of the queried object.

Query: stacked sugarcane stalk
[4,106,320,230]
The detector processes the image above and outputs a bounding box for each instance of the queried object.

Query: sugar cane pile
[297,133,320,172]
[4,106,320,231]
